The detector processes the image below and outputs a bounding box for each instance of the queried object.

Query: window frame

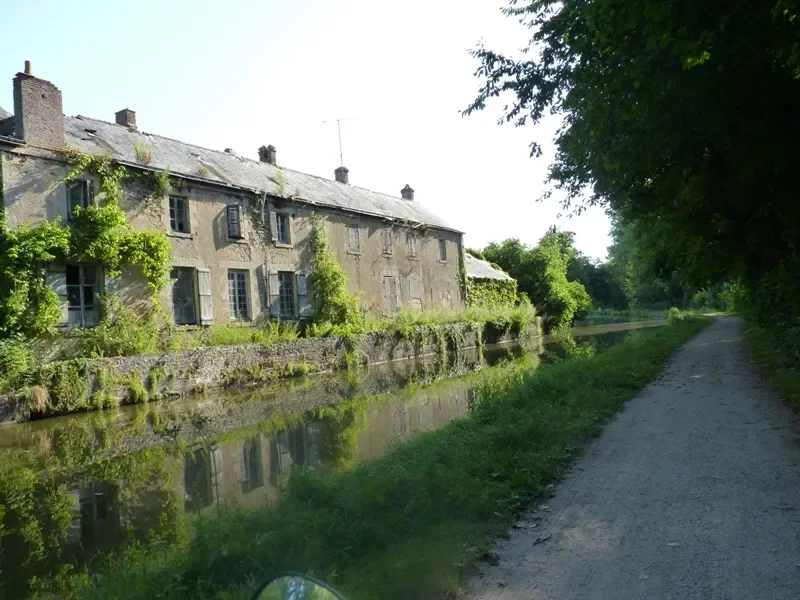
[226,205,243,239]
[275,212,291,245]
[278,271,296,318]
[438,239,448,262]
[65,264,100,328]
[227,269,250,321]
[171,267,198,325]
[67,180,92,221]
[169,196,190,234]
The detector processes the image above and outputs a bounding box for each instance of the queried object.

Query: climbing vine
[307,214,366,334]
[468,278,519,309]
[0,148,172,339]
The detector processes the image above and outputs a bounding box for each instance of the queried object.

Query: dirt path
[469,316,800,600]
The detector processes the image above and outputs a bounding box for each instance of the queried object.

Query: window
[383,276,399,312]
[276,213,290,244]
[382,230,393,255]
[439,239,448,261]
[228,270,249,321]
[169,197,189,233]
[171,267,197,325]
[68,181,92,220]
[226,205,242,239]
[297,273,310,316]
[406,231,418,258]
[278,272,295,317]
[347,226,360,253]
[66,265,99,327]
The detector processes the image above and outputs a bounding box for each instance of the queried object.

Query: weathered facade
[0,63,465,329]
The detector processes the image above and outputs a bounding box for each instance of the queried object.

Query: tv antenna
[322,117,357,167]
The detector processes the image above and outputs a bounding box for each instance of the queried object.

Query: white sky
[1,0,611,259]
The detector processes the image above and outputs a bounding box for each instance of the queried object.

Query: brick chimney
[401,184,415,201]
[115,108,137,130]
[258,144,277,165]
[334,166,349,184]
[13,61,65,149]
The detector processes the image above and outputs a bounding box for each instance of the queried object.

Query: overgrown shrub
[0,338,37,393]
[80,294,158,358]
[548,328,596,359]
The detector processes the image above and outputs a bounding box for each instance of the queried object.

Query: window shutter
[227,205,242,239]
[297,273,310,316]
[46,264,68,325]
[197,268,213,324]
[269,212,278,242]
[268,271,280,316]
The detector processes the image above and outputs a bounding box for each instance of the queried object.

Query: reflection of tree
[315,405,367,472]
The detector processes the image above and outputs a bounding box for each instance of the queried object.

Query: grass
[745,321,800,410]
[44,317,709,600]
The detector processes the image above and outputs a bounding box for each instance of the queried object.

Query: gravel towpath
[469,316,800,600]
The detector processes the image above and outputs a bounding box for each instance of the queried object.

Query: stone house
[0,63,465,329]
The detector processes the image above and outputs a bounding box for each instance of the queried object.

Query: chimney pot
[401,184,415,201]
[24,60,32,75]
[258,144,277,165]
[115,108,137,130]
[334,166,349,184]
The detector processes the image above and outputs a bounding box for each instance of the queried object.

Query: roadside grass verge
[44,318,709,600]
[745,321,800,411]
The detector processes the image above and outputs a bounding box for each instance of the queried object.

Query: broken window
[348,226,360,253]
[66,265,99,327]
[67,180,93,220]
[171,267,197,325]
[278,272,295,317]
[228,270,249,321]
[226,205,242,239]
[439,239,448,261]
[169,197,189,233]
[382,230,393,255]
[276,213,290,244]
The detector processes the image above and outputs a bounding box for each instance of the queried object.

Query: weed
[133,141,153,164]
[192,166,210,178]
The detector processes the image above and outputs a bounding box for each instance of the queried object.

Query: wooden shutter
[269,211,278,242]
[197,268,213,324]
[297,273,310,316]
[268,271,280,316]
[46,264,68,326]
[226,205,242,239]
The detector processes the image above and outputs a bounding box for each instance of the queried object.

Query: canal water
[0,322,663,598]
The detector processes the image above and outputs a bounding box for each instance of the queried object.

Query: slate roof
[63,116,459,232]
[0,107,10,120]
[465,254,512,281]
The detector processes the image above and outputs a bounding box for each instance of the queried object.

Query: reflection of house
[0,63,466,328]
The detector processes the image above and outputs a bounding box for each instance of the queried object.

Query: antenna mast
[323,117,356,167]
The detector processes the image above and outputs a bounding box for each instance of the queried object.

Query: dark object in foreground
[253,574,347,600]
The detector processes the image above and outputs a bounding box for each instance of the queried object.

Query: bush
[0,338,37,393]
[80,294,158,358]
[666,307,685,323]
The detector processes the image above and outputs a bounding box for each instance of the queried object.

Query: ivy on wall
[0,148,172,339]
[468,278,519,309]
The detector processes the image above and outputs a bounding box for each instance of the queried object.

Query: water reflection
[0,324,655,598]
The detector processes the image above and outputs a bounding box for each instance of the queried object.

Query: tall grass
[43,318,708,600]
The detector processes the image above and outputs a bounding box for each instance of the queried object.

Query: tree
[483,231,591,329]
[467,0,800,318]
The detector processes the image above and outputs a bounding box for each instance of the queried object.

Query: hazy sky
[1,0,611,259]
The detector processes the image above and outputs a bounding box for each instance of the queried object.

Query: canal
[0,322,663,598]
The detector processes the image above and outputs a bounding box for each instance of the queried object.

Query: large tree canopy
[467,0,800,298]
